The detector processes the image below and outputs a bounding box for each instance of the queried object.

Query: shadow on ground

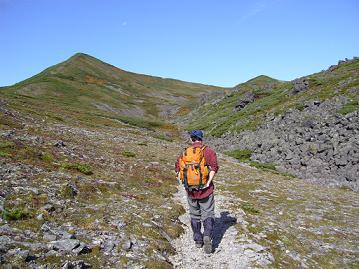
[212,211,237,250]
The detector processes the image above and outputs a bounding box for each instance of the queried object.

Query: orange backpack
[179,146,209,189]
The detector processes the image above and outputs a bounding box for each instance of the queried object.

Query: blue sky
[1,0,358,87]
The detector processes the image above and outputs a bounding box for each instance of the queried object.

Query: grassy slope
[0,53,226,134]
[186,59,359,137]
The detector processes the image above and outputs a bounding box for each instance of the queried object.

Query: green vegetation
[249,161,276,171]
[0,139,15,158]
[111,114,163,130]
[62,162,93,175]
[225,149,252,162]
[338,100,359,115]
[240,202,260,214]
[0,138,61,168]
[0,140,15,149]
[39,151,54,162]
[0,151,10,157]
[2,207,30,221]
[154,134,174,142]
[225,149,278,172]
[121,151,136,157]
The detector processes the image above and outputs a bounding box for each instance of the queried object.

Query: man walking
[175,130,219,254]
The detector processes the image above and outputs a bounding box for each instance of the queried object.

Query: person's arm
[205,170,216,188]
[204,148,219,188]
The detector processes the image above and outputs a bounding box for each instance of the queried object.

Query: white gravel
[169,187,274,269]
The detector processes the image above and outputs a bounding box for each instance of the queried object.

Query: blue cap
[190,130,204,140]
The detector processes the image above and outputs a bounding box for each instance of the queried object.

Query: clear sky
[1,0,358,87]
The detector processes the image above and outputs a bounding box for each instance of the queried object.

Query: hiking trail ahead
[169,155,274,269]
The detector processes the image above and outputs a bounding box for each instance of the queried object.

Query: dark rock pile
[291,78,309,95]
[233,92,256,112]
[210,95,359,190]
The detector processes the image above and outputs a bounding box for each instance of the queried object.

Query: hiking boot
[203,235,212,254]
[195,241,203,248]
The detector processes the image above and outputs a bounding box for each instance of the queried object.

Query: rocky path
[169,153,359,269]
[169,155,274,269]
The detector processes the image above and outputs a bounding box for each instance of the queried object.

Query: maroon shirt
[175,142,219,199]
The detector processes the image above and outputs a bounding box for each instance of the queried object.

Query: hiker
[175,130,219,254]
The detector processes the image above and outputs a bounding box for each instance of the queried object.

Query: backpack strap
[198,146,207,189]
[198,163,203,189]
[199,145,207,163]
[183,165,189,190]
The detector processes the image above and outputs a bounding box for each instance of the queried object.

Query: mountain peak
[245,75,278,84]
[46,52,119,79]
[232,75,282,90]
[65,52,101,64]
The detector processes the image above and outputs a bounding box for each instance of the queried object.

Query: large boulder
[51,239,80,252]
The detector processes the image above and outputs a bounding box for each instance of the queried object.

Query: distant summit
[0,53,226,129]
[233,75,285,92]
[245,75,280,84]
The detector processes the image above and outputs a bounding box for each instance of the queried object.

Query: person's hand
[204,181,211,189]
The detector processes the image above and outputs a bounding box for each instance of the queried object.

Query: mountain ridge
[0,53,227,133]
[7,52,226,89]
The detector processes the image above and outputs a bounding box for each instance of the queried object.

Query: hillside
[186,58,359,137]
[186,58,359,190]
[0,53,226,135]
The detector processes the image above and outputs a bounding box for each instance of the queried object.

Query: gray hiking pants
[187,193,215,221]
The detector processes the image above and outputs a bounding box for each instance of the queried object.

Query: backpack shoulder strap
[182,146,192,157]
[200,145,207,155]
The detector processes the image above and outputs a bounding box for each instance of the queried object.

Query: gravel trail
[169,180,274,269]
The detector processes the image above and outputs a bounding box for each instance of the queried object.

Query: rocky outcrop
[291,78,309,95]
[327,57,359,72]
[209,96,359,190]
[233,92,256,112]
